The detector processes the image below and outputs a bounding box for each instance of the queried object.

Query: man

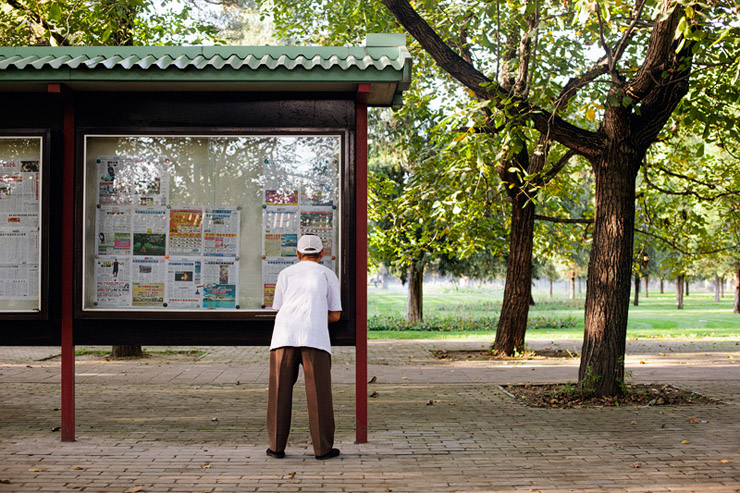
[266,234,342,460]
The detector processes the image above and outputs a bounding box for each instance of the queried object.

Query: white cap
[297,234,323,254]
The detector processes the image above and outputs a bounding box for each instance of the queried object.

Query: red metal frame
[61,99,75,442]
[355,84,370,443]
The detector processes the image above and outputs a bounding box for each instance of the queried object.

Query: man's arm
[328,311,341,323]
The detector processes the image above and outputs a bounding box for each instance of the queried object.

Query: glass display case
[0,137,42,312]
[82,134,342,311]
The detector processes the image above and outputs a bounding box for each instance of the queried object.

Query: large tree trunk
[734,270,740,314]
[111,345,143,359]
[493,199,535,355]
[579,149,638,397]
[676,274,684,309]
[633,272,640,306]
[406,262,424,323]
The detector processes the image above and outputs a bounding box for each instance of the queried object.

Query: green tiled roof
[0,34,411,107]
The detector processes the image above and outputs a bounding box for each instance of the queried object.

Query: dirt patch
[430,348,579,361]
[502,383,721,408]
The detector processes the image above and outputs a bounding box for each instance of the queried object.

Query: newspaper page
[96,206,132,256]
[0,264,38,300]
[98,157,133,205]
[0,173,39,212]
[131,257,166,306]
[0,230,39,264]
[263,207,299,257]
[132,207,168,256]
[166,257,202,308]
[95,257,131,307]
[202,259,238,308]
[169,206,203,256]
[300,208,334,255]
[203,207,240,257]
[261,258,297,307]
[130,157,170,206]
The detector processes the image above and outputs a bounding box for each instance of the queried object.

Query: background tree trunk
[548,278,553,298]
[734,270,740,314]
[720,277,725,298]
[633,272,640,306]
[579,150,638,397]
[493,199,535,355]
[406,262,424,323]
[676,274,684,309]
[685,279,690,296]
[644,276,649,298]
[111,345,143,359]
[660,277,664,294]
[715,274,720,302]
[570,274,575,299]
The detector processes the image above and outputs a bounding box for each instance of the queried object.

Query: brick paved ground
[1,339,739,492]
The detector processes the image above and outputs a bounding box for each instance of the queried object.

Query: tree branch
[7,0,68,46]
[380,0,603,158]
[541,149,577,185]
[635,228,739,256]
[534,214,592,224]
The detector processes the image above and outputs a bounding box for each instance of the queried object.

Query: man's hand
[328,311,341,323]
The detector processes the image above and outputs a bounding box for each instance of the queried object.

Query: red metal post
[61,99,75,442]
[355,84,370,443]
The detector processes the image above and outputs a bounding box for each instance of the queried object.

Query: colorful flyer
[169,206,203,256]
[94,257,131,306]
[96,206,132,256]
[166,257,202,308]
[203,207,239,257]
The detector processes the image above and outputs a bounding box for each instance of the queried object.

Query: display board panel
[0,137,42,312]
[83,135,341,311]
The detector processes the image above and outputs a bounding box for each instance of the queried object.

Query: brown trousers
[267,347,335,456]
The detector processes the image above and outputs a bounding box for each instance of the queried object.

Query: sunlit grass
[367,285,740,340]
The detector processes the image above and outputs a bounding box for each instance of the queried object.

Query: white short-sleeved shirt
[270,260,342,354]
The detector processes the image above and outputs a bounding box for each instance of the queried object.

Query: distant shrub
[368,314,578,332]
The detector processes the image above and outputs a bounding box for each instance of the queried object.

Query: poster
[132,207,168,256]
[203,207,240,257]
[95,257,131,306]
[96,207,132,256]
[264,233,297,257]
[131,257,166,306]
[166,257,202,308]
[0,264,38,300]
[169,206,203,256]
[265,188,298,206]
[202,259,238,308]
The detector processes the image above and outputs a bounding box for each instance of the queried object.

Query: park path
[1,338,739,492]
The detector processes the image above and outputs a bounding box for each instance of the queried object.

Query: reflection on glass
[83,135,341,311]
[0,137,42,311]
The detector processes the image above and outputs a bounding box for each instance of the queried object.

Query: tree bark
[493,198,536,355]
[111,345,144,359]
[406,262,424,323]
[676,274,684,309]
[734,270,740,314]
[633,272,640,306]
[579,148,639,396]
[715,274,720,302]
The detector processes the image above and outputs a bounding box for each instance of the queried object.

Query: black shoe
[315,448,340,460]
[266,448,285,459]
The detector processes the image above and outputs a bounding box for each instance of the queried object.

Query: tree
[379,0,740,395]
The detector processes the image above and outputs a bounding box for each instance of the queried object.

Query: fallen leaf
[685,416,700,424]
[401,376,409,380]
[449,402,456,406]
[523,465,532,469]
[385,489,392,492]
[631,462,641,468]
[721,459,729,463]
[0,479,9,484]
[287,472,296,479]
[51,427,60,432]
[211,417,218,422]
[201,463,211,469]
[66,486,80,490]
[369,391,379,398]
[426,400,434,406]
[639,361,646,364]
[124,487,144,493]
[28,468,44,472]
[73,467,85,470]
[368,376,377,384]
[26,365,33,368]
[631,420,637,425]
[681,440,691,444]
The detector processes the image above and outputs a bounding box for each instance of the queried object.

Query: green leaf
[49,4,62,21]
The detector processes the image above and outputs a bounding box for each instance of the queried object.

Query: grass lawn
[367,285,740,340]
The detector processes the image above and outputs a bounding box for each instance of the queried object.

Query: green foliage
[0,0,222,46]
[367,313,577,332]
